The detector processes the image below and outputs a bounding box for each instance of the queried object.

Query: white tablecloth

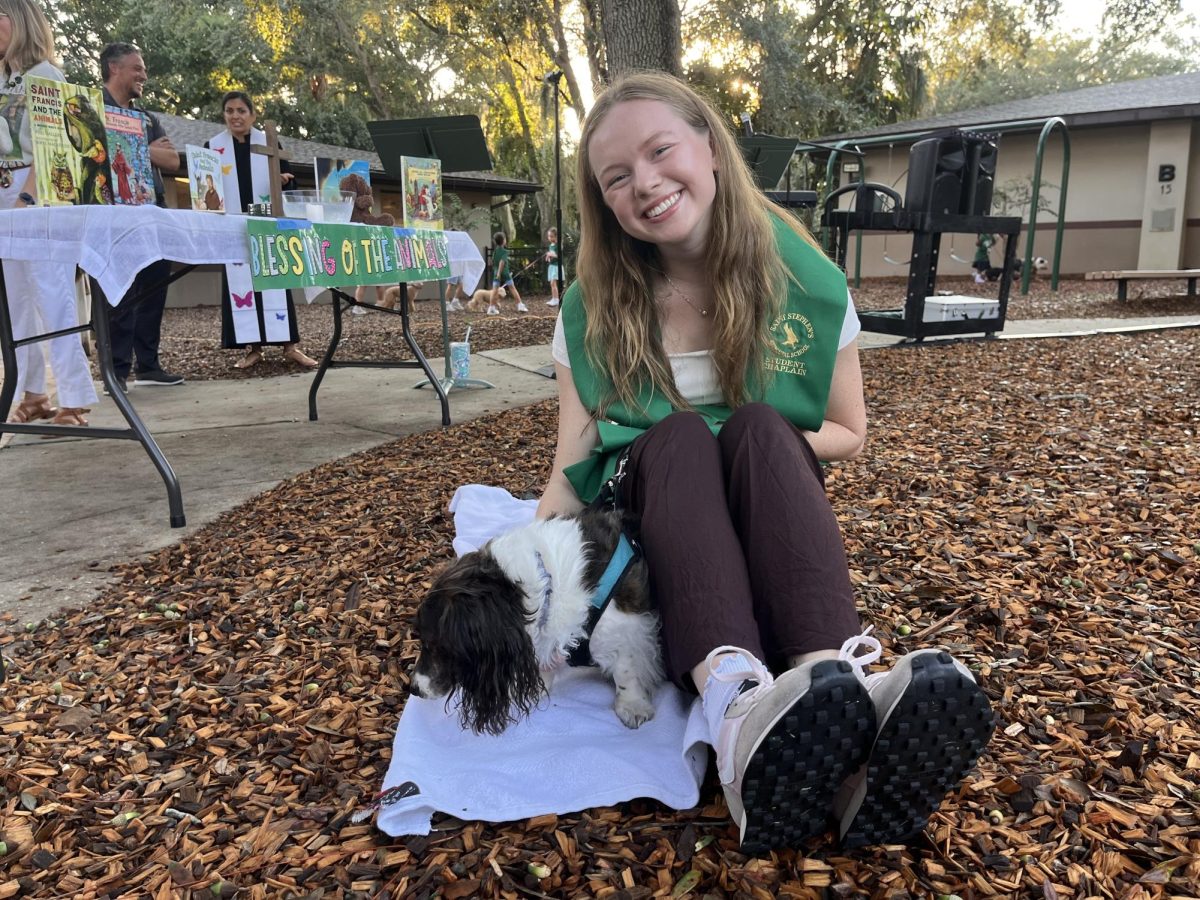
[0,206,484,304]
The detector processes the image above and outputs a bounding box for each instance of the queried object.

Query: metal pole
[1022,117,1070,295]
[549,71,565,301]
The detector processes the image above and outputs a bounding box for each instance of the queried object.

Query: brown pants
[620,404,861,689]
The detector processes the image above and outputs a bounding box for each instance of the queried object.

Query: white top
[551,290,861,406]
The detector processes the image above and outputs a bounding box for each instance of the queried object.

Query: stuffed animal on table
[339,173,394,226]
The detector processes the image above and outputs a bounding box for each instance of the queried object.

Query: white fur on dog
[374,485,708,836]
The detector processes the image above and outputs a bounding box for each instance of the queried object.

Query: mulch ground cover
[104,278,1199,386]
[6,326,1199,899]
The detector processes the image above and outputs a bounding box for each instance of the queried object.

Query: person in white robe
[206,90,317,370]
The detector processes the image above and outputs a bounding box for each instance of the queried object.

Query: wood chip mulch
[6,327,1199,899]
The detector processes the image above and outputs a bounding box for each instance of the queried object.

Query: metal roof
[157,112,543,195]
[817,69,1200,143]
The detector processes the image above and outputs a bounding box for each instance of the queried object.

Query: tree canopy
[42,0,1199,240]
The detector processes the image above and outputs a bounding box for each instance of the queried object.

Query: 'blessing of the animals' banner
[245,219,451,290]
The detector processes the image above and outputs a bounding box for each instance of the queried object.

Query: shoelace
[837,627,888,690]
[704,646,775,783]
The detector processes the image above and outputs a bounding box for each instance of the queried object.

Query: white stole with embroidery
[210,127,290,345]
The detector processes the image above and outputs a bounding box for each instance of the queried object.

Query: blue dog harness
[562,532,641,668]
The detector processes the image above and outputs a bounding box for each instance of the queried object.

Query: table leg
[92,288,185,527]
[308,290,345,421]
[399,284,450,426]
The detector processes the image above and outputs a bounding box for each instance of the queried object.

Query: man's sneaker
[546,298,560,307]
[134,368,184,387]
[704,646,875,854]
[516,301,529,312]
[102,377,128,396]
[833,637,996,849]
[448,298,465,312]
[486,305,500,316]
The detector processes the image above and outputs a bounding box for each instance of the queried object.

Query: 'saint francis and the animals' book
[186,144,226,212]
[400,155,442,231]
[103,104,153,205]
[27,75,111,206]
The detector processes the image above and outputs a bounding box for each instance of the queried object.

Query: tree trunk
[600,0,683,80]
[498,58,553,230]
[580,0,607,88]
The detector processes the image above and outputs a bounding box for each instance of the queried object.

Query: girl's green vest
[561,213,848,504]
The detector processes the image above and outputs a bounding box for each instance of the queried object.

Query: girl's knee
[650,410,715,443]
[720,403,791,446]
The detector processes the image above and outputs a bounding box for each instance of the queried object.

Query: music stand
[737,134,798,191]
[368,115,496,392]
[368,115,493,174]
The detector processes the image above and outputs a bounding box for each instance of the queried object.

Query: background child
[545,226,561,307]
[489,231,527,315]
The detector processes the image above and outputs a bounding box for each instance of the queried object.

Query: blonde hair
[575,70,821,415]
[0,0,60,78]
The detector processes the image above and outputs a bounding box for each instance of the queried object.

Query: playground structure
[741,117,1072,341]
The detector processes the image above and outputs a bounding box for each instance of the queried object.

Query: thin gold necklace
[659,272,709,317]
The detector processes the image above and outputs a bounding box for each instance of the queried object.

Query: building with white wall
[816,71,1200,279]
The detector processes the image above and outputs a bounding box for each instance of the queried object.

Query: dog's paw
[614,693,656,729]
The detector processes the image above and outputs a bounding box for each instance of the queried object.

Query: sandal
[8,393,55,424]
[48,407,90,428]
[234,348,263,370]
[283,345,319,369]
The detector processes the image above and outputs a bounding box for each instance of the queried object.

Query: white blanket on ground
[374,485,710,837]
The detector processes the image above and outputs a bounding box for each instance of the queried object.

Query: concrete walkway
[1,314,1197,624]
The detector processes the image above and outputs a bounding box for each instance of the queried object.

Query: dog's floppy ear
[436,554,544,735]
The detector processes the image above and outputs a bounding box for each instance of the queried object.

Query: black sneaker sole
[839,651,995,849]
[739,660,876,854]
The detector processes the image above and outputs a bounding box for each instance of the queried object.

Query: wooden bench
[1085,269,1200,302]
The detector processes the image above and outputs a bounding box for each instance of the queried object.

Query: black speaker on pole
[904,136,967,215]
[959,132,998,215]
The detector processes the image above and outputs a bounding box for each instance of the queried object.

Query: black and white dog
[411,508,663,735]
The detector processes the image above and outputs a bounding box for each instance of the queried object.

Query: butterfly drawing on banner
[232,291,254,309]
[259,194,270,203]
[213,147,225,154]
[275,313,286,321]
[221,164,233,175]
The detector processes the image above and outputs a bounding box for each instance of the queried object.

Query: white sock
[701,653,757,746]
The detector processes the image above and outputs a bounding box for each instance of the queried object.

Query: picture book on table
[26,76,111,206]
[315,156,371,202]
[104,104,153,205]
[400,155,442,230]
[0,85,30,175]
[185,144,226,212]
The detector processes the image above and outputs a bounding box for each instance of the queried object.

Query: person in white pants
[1,0,98,426]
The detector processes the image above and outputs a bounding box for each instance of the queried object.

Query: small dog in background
[377,282,426,310]
[465,284,507,311]
[981,256,1049,283]
[411,508,662,735]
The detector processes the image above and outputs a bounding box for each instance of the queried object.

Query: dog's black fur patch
[413,552,544,735]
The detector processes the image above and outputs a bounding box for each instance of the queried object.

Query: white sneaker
[833,633,996,849]
[546,298,560,307]
[704,646,874,854]
[350,305,368,316]
[516,301,529,312]
[973,273,987,284]
[448,298,464,312]
[486,305,499,316]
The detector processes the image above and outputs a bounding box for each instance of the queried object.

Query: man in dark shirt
[96,42,183,391]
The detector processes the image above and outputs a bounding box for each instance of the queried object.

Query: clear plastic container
[280,189,356,223]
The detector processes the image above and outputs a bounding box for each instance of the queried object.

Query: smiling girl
[537,72,994,853]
